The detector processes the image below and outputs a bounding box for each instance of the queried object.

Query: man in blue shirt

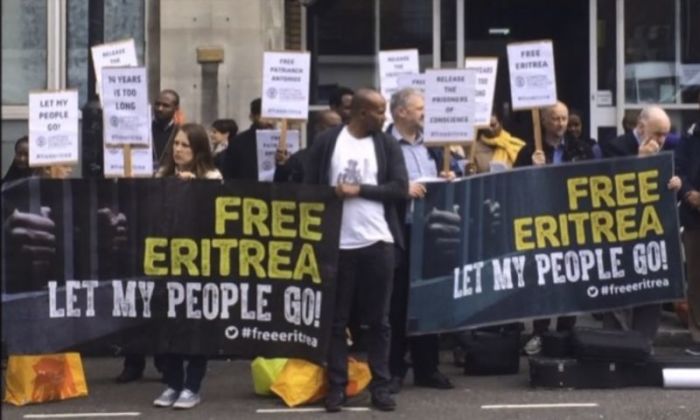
[386,87,454,392]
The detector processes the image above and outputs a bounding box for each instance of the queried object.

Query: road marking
[482,403,599,409]
[256,407,371,413]
[24,413,141,419]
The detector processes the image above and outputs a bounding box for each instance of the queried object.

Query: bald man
[603,105,678,344]
[514,101,591,355]
[604,105,670,158]
[304,88,408,412]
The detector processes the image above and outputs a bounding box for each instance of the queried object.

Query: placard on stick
[379,49,420,110]
[261,51,311,120]
[465,57,498,128]
[424,69,476,144]
[256,129,301,182]
[28,90,80,167]
[101,67,150,146]
[91,39,138,97]
[507,40,557,152]
[397,73,426,93]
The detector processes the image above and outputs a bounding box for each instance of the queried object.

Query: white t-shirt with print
[330,127,394,249]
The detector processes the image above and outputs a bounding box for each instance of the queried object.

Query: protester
[274,110,341,183]
[473,114,526,172]
[152,123,221,409]
[222,98,276,180]
[602,105,682,343]
[152,89,181,166]
[328,86,354,125]
[209,118,238,171]
[676,95,700,356]
[386,87,453,393]
[304,88,408,412]
[567,110,602,159]
[3,136,34,182]
[514,101,588,355]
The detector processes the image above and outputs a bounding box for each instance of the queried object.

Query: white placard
[90,39,138,96]
[101,67,150,146]
[424,69,476,144]
[507,40,557,110]
[103,146,154,178]
[397,73,426,93]
[465,57,498,127]
[379,49,420,105]
[261,52,311,120]
[28,90,80,166]
[256,129,301,182]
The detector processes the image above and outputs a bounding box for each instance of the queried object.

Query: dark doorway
[466,0,590,143]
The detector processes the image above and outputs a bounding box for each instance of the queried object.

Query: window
[1,0,48,105]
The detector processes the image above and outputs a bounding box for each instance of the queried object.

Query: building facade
[2,0,699,174]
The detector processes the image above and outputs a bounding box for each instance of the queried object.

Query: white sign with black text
[28,90,80,166]
[378,49,420,104]
[424,69,476,144]
[507,40,557,110]
[256,129,301,182]
[103,146,154,178]
[101,67,150,146]
[261,52,311,120]
[465,57,498,127]
[397,73,426,93]
[91,39,138,96]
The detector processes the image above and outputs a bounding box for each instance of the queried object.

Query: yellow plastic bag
[270,359,326,407]
[270,358,372,407]
[3,353,88,406]
[251,357,288,396]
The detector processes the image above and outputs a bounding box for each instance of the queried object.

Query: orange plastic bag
[3,353,88,406]
[270,358,372,407]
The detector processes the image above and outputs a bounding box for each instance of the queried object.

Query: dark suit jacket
[677,125,700,230]
[303,125,409,249]
[602,131,639,157]
[222,125,260,180]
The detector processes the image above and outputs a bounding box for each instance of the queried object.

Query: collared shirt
[552,138,566,164]
[391,125,437,180]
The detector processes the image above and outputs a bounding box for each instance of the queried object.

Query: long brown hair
[157,123,217,178]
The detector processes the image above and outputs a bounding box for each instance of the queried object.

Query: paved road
[3,346,699,420]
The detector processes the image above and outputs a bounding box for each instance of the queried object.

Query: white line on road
[24,413,141,419]
[256,407,371,413]
[482,403,599,409]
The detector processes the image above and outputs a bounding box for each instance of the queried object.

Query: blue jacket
[676,124,700,230]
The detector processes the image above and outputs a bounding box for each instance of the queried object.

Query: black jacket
[676,124,700,230]
[303,125,409,249]
[514,136,600,167]
[223,125,260,180]
[602,131,639,157]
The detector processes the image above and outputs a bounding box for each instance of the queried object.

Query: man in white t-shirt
[304,88,408,412]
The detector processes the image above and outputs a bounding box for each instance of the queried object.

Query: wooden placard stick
[50,165,60,179]
[442,145,451,175]
[278,118,288,152]
[532,108,543,152]
[123,144,133,178]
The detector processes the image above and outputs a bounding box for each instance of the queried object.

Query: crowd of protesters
[3,86,699,413]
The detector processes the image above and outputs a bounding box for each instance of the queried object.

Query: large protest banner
[1,179,342,363]
[407,154,684,334]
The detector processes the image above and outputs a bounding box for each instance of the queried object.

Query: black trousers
[389,232,439,380]
[162,354,207,393]
[327,242,394,393]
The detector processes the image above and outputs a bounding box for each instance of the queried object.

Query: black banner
[1,178,341,363]
[408,154,685,335]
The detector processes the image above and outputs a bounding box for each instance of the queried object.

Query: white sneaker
[524,335,542,356]
[153,388,179,407]
[173,389,201,409]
